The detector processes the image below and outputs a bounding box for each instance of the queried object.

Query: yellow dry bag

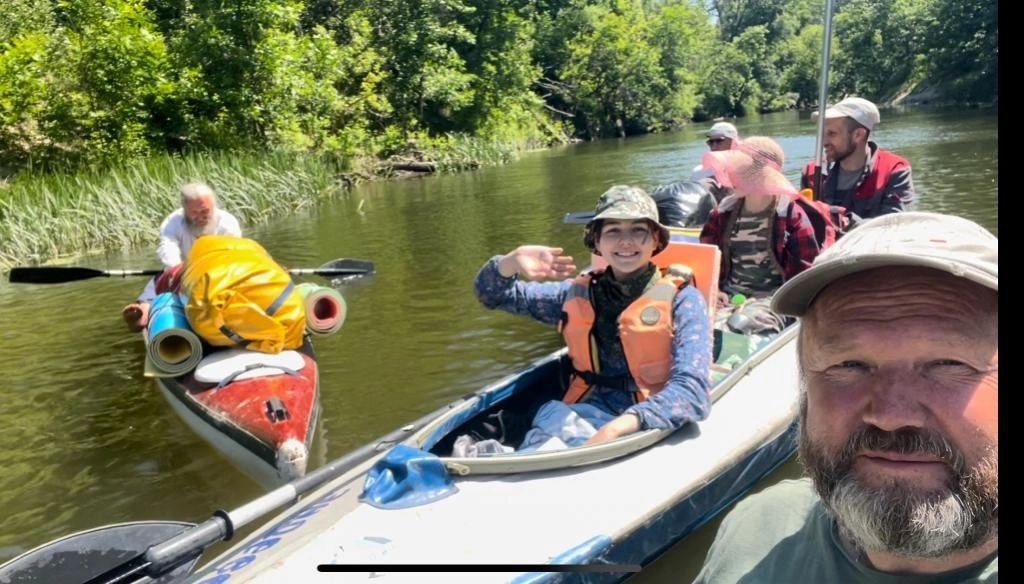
[179,236,306,353]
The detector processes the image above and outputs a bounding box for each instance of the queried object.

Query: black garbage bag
[649,181,716,228]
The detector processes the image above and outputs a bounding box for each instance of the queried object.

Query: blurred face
[823,117,865,163]
[707,137,733,152]
[798,267,998,558]
[595,219,659,279]
[183,195,216,229]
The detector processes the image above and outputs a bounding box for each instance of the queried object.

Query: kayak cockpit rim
[410,324,799,475]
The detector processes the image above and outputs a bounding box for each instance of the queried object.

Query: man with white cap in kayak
[121,182,241,331]
[801,96,916,219]
[696,212,997,582]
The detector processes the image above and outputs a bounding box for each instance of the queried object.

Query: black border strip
[317,564,641,573]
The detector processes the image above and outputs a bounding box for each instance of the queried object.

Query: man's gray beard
[799,406,997,559]
[185,215,217,237]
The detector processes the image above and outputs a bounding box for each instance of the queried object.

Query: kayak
[189,235,799,582]
[144,331,321,487]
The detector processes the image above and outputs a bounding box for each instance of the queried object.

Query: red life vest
[802,148,909,218]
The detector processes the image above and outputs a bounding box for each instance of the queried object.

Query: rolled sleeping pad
[295,283,347,336]
[147,292,203,376]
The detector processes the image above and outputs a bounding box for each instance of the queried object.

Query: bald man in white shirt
[122,182,241,331]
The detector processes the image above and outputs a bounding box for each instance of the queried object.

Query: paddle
[563,210,595,225]
[0,522,202,584]
[0,402,453,584]
[7,258,375,285]
[288,258,375,277]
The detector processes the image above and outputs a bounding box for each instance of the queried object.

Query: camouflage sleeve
[626,286,712,430]
[877,165,916,215]
[473,255,572,326]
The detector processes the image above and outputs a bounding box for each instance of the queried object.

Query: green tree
[650,0,715,123]
[706,0,786,42]
[454,0,544,141]
[830,0,932,100]
[779,24,822,108]
[562,1,671,138]
[0,0,175,168]
[1,0,56,44]
[359,0,476,135]
[698,25,772,116]
[160,0,319,148]
[0,33,53,170]
[923,0,996,101]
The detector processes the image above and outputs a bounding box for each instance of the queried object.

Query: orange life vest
[559,265,691,405]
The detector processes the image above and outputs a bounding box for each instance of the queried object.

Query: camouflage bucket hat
[585,185,671,255]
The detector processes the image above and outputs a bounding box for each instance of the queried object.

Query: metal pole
[813,0,837,200]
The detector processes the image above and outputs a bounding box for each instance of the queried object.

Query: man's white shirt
[156,208,242,268]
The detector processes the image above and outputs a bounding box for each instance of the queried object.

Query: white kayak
[188,238,801,583]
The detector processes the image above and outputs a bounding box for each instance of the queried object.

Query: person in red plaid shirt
[699,136,822,334]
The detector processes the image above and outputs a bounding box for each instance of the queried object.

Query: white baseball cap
[812,97,881,132]
[706,122,739,140]
[772,212,997,316]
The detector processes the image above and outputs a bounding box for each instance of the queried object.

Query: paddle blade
[563,211,595,225]
[288,258,376,278]
[8,267,106,284]
[0,521,198,584]
[316,258,375,274]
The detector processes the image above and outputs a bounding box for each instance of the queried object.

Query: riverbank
[0,135,542,271]
[0,96,996,272]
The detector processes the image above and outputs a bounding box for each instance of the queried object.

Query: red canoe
[146,335,320,487]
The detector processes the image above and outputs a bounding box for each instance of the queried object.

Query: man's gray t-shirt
[695,478,997,584]
[836,165,862,191]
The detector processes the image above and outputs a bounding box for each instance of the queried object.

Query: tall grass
[422,136,517,173]
[0,151,342,269]
[0,135,530,270]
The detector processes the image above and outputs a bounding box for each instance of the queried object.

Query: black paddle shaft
[7,259,375,285]
[141,403,449,578]
[18,400,458,584]
[8,267,163,284]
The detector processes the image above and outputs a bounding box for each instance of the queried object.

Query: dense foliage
[0,0,997,172]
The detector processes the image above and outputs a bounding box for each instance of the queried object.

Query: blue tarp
[360,444,458,509]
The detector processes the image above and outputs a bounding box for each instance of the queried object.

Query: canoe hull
[151,337,320,488]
